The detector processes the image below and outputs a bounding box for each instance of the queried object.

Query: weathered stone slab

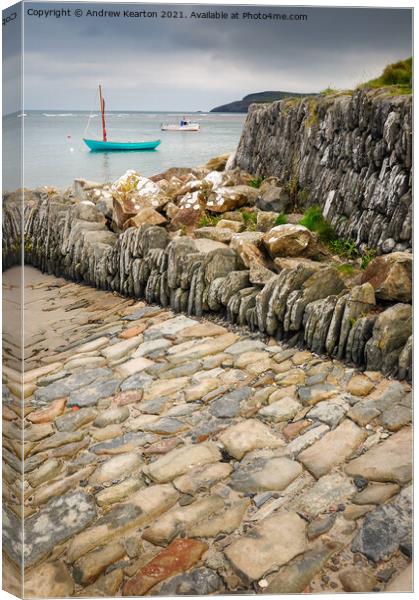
[144,316,197,339]
[68,378,120,408]
[298,419,367,478]
[229,457,302,493]
[295,472,357,518]
[67,485,178,562]
[146,443,221,483]
[351,487,412,562]
[122,539,208,595]
[345,427,412,484]
[218,419,284,460]
[225,512,307,581]
[258,397,301,422]
[24,491,97,567]
[155,567,222,596]
[73,542,126,585]
[173,463,232,494]
[266,542,341,593]
[115,357,155,379]
[24,561,74,598]
[89,452,143,485]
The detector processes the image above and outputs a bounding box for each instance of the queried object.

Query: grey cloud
[8,2,412,111]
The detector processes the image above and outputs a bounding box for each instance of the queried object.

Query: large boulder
[366,303,412,375]
[205,154,231,171]
[361,252,412,303]
[111,170,168,229]
[123,207,166,229]
[257,186,290,212]
[206,186,259,213]
[263,224,320,258]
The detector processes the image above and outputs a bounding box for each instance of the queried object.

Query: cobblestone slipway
[2,266,412,596]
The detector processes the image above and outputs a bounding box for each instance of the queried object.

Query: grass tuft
[275,213,288,226]
[299,206,335,243]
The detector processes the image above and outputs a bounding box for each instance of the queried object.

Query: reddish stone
[120,323,147,339]
[283,419,311,440]
[27,398,67,424]
[3,406,18,420]
[122,539,208,596]
[143,437,181,456]
[112,390,143,406]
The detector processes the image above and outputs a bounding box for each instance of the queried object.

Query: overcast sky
[2,2,412,113]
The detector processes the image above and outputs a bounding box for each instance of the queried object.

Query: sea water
[2,111,246,191]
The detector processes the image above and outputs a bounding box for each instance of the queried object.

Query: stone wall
[2,192,411,381]
[233,90,412,254]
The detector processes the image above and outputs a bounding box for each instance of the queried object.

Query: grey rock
[351,488,412,562]
[24,491,96,567]
[153,567,222,596]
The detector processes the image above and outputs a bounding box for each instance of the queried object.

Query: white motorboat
[161,118,200,132]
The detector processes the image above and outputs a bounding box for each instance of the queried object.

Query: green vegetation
[299,206,335,243]
[305,98,319,128]
[361,57,412,95]
[298,206,377,268]
[321,87,338,96]
[249,176,264,189]
[198,212,221,228]
[337,263,355,277]
[329,238,358,260]
[275,214,288,226]
[240,209,258,230]
[360,247,377,270]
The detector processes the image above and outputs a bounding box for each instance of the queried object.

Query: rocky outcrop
[233,89,412,254]
[2,189,411,381]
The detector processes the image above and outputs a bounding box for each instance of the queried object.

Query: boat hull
[83,138,161,152]
[161,124,200,132]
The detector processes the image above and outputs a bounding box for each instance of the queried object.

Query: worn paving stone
[153,566,223,596]
[266,542,341,593]
[122,539,208,595]
[73,542,126,585]
[24,491,97,568]
[352,482,400,505]
[93,406,130,428]
[24,561,75,598]
[174,463,232,494]
[258,397,301,422]
[345,427,412,484]
[229,456,302,493]
[89,452,143,485]
[218,419,285,459]
[68,378,121,408]
[144,316,197,339]
[339,567,378,592]
[307,398,348,428]
[55,407,97,432]
[209,387,252,418]
[295,472,357,518]
[67,485,179,562]
[225,512,307,581]
[351,486,412,562]
[298,419,367,478]
[146,443,222,483]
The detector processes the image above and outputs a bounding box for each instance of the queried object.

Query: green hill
[210,90,315,113]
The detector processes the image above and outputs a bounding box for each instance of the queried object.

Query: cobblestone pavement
[2,267,412,596]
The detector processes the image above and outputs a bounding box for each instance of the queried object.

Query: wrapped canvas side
[2,2,24,598]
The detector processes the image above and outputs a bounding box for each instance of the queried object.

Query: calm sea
[2,111,246,192]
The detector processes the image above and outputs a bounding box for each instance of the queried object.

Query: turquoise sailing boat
[83,85,161,152]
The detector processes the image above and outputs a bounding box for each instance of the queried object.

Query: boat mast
[99,84,107,142]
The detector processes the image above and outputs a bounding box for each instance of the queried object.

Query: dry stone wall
[233,90,412,254]
[2,192,411,381]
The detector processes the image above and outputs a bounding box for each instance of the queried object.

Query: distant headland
[210,90,316,113]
